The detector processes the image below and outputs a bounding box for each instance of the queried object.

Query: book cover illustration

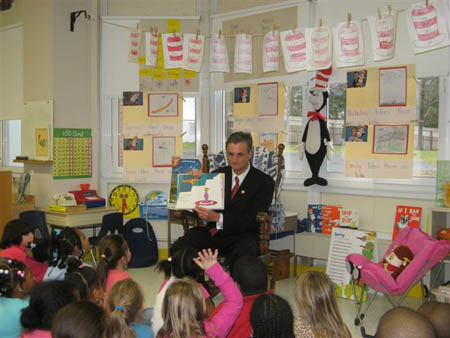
[175,173,225,210]
[307,204,323,233]
[322,205,342,235]
[436,160,450,208]
[392,205,422,240]
[168,157,202,207]
[340,209,359,229]
[140,190,168,220]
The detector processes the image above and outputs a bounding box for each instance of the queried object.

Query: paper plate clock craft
[298,67,334,186]
[109,184,139,215]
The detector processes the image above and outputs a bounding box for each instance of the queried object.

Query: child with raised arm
[156,249,243,338]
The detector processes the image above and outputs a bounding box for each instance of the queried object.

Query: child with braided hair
[250,294,295,338]
[0,257,35,338]
[43,227,86,281]
[97,234,131,294]
[107,278,153,338]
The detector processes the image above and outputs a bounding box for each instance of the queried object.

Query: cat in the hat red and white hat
[298,67,334,186]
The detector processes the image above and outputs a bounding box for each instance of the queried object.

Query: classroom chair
[123,218,158,268]
[19,210,50,243]
[345,227,450,337]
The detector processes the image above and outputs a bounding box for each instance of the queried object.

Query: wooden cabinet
[0,171,13,239]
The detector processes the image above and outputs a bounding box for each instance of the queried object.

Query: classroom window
[414,77,439,177]
[183,96,197,156]
[284,85,304,172]
[1,120,22,167]
[326,83,347,173]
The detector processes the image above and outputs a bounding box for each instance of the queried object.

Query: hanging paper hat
[314,67,332,91]
[338,22,361,62]
[411,3,445,47]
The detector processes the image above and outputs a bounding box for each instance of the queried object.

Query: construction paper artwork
[183,33,205,72]
[262,30,280,73]
[209,33,230,73]
[128,30,141,63]
[306,26,333,71]
[368,10,397,61]
[333,21,364,68]
[145,32,159,67]
[162,33,183,69]
[234,34,253,74]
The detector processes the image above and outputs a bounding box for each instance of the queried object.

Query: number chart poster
[53,128,92,179]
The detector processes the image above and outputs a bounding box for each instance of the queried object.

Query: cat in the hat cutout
[298,67,334,186]
[368,10,398,61]
[333,20,364,68]
[406,0,450,54]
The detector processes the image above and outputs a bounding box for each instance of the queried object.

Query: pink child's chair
[345,227,450,337]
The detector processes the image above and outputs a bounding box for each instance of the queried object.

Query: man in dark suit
[169,132,275,267]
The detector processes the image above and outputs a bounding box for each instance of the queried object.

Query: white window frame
[0,120,23,170]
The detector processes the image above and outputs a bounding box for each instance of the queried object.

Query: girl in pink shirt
[156,249,243,338]
[0,220,47,282]
[97,234,131,294]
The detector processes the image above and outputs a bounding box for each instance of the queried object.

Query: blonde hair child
[294,271,351,338]
[107,278,153,338]
[156,249,243,338]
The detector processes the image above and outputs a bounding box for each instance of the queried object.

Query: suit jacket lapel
[224,166,232,208]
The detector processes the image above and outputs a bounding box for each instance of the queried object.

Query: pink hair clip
[17,270,25,278]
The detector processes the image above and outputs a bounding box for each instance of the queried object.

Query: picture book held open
[175,173,225,210]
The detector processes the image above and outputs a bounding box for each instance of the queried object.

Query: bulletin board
[121,91,183,181]
[344,64,416,179]
[232,82,286,147]
[53,128,92,179]
[222,7,298,82]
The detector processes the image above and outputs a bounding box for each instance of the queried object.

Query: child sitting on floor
[293,271,351,338]
[20,280,79,338]
[107,278,153,338]
[152,246,215,335]
[156,249,243,338]
[211,255,270,338]
[0,220,47,281]
[417,301,450,338]
[44,227,86,281]
[250,293,295,338]
[0,258,35,338]
[52,301,110,338]
[65,266,105,307]
[97,234,131,294]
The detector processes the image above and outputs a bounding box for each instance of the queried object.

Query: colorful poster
[234,34,253,74]
[259,132,277,151]
[148,93,179,117]
[145,32,159,67]
[307,204,323,233]
[406,0,450,54]
[182,33,205,72]
[128,30,141,63]
[322,205,342,235]
[436,161,450,207]
[209,33,229,73]
[258,82,278,116]
[306,26,332,71]
[280,29,306,72]
[326,228,377,300]
[262,30,279,73]
[169,157,202,207]
[392,205,422,240]
[140,190,168,220]
[162,33,183,69]
[345,125,368,142]
[53,128,92,179]
[333,21,364,68]
[123,91,143,106]
[367,10,397,61]
[175,173,225,210]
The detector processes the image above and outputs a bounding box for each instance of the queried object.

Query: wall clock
[109,184,139,215]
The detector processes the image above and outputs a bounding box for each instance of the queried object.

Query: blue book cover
[307,204,323,233]
[169,156,202,207]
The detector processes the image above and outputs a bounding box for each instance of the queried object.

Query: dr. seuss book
[307,204,323,233]
[340,209,359,229]
[392,205,422,240]
[168,157,202,208]
[175,173,225,210]
[322,205,342,235]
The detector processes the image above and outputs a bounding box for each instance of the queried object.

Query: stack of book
[48,204,87,212]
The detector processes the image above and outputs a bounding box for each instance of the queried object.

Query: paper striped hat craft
[314,67,332,91]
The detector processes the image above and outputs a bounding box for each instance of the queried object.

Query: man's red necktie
[210,176,240,237]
